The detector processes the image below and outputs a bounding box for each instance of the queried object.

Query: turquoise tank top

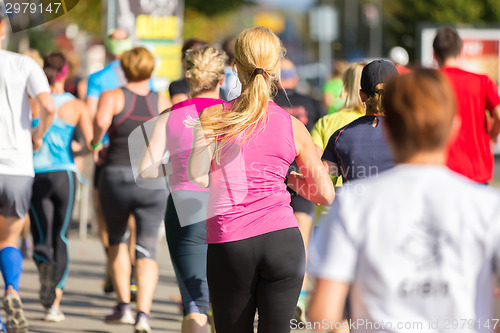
[33,92,78,174]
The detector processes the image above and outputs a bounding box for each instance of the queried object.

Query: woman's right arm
[138,111,171,179]
[288,117,335,206]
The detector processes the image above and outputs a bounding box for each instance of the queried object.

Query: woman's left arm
[187,105,217,188]
[91,90,120,163]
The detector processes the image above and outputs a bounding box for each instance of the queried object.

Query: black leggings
[207,227,305,333]
[99,166,167,259]
[29,170,77,289]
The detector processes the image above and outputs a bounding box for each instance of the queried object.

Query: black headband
[253,68,264,76]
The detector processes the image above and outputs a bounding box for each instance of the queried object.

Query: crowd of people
[1,10,500,333]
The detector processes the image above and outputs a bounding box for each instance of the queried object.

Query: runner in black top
[273,58,325,323]
[322,60,398,183]
[273,59,324,132]
[91,47,170,333]
[322,116,394,182]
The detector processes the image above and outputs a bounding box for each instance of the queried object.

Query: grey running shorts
[0,174,34,218]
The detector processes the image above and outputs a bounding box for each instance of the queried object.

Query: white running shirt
[0,50,50,176]
[308,165,500,332]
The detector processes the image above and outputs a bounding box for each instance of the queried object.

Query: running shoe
[104,304,134,325]
[38,262,56,308]
[44,306,65,322]
[134,313,151,333]
[3,287,28,333]
[294,293,307,324]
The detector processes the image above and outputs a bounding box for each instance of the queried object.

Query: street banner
[117,0,184,93]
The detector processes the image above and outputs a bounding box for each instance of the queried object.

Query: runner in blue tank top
[30,52,92,322]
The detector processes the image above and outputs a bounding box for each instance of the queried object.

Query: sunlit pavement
[17,237,183,333]
[16,236,315,333]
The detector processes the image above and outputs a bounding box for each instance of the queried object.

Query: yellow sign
[254,12,285,34]
[155,45,182,78]
[136,15,180,40]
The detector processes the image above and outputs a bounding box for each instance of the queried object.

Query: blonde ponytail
[199,27,285,163]
[340,62,366,113]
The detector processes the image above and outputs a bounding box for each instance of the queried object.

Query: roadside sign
[309,5,338,42]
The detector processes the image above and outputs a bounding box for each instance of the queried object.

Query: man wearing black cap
[322,60,398,183]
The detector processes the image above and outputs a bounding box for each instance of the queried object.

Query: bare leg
[0,215,25,249]
[52,289,63,308]
[20,215,32,258]
[135,258,157,314]
[20,215,30,242]
[182,313,209,333]
[127,216,136,266]
[109,243,131,304]
[295,212,313,291]
[94,189,114,293]
[94,189,109,250]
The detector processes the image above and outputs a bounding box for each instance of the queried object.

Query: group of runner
[1,12,500,333]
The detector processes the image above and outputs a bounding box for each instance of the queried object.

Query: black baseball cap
[361,60,398,96]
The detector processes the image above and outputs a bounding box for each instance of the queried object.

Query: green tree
[61,0,103,37]
[185,0,251,16]
[383,0,500,60]
[183,8,239,42]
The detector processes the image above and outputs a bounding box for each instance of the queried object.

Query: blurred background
[3,0,500,99]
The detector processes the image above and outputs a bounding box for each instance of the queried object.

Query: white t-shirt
[308,165,500,333]
[0,50,50,176]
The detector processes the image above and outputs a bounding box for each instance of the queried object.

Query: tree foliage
[183,8,239,43]
[59,0,249,37]
[185,0,253,16]
[61,0,103,37]
[185,0,252,16]
[383,0,500,58]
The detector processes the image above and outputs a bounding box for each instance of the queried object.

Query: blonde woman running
[188,27,335,333]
